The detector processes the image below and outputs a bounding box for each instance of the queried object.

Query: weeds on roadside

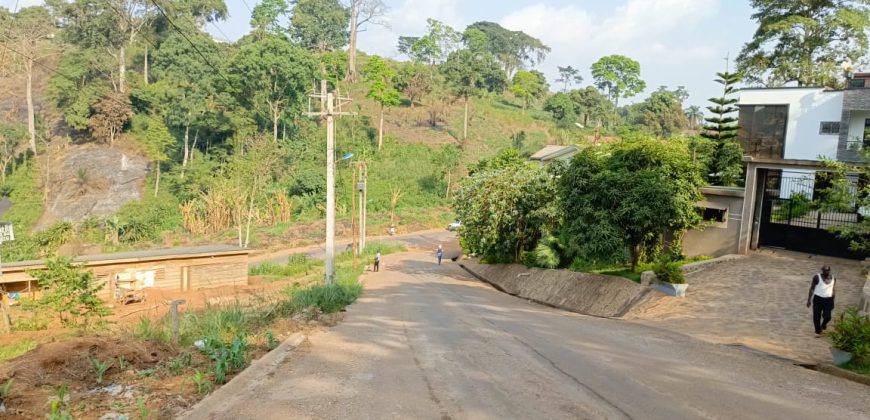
[1,378,12,399]
[47,384,72,420]
[91,358,111,384]
[266,331,279,350]
[117,356,128,370]
[137,398,151,420]
[168,353,193,376]
[190,370,213,396]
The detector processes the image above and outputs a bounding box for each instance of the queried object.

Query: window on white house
[819,122,841,135]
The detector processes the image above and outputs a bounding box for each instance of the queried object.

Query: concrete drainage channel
[179,333,307,419]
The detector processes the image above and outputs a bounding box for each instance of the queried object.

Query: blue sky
[4,0,758,108]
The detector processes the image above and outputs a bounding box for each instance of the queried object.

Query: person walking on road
[437,244,444,265]
[807,265,836,336]
[373,251,381,272]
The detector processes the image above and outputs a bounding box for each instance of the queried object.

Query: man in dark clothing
[806,265,836,336]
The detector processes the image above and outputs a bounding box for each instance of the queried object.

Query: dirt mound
[0,337,175,419]
[37,144,149,229]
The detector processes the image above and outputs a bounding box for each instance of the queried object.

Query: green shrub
[828,307,870,363]
[249,254,323,278]
[23,257,111,327]
[653,260,685,284]
[0,340,37,363]
[286,277,363,314]
[114,192,182,243]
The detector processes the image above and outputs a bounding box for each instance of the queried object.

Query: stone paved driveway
[624,250,865,363]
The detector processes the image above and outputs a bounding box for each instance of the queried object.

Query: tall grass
[0,340,38,363]
[249,253,323,279]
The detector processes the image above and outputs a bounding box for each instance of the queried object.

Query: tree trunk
[463,96,469,141]
[154,162,160,196]
[445,171,451,198]
[378,103,385,151]
[119,45,126,93]
[272,104,279,143]
[190,129,199,164]
[347,2,359,82]
[629,244,640,272]
[143,44,149,85]
[182,124,190,167]
[25,58,36,155]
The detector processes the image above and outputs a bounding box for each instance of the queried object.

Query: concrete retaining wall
[459,260,649,318]
[640,254,747,286]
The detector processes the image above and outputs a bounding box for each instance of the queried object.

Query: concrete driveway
[625,250,866,363]
[187,252,870,420]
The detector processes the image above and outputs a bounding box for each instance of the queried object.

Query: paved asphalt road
[250,230,460,266]
[192,252,870,420]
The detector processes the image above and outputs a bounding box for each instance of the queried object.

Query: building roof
[2,245,251,270]
[529,145,579,162]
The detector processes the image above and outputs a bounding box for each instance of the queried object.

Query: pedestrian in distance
[437,244,444,265]
[374,251,381,272]
[807,265,836,336]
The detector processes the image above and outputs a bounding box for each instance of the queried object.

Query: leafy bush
[23,258,111,327]
[114,192,183,243]
[828,307,870,363]
[522,235,562,269]
[653,260,685,284]
[249,253,323,278]
[772,192,812,222]
[286,277,363,314]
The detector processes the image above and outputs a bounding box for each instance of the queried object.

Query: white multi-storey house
[734,73,870,258]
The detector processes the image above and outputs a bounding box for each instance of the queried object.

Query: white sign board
[0,223,14,243]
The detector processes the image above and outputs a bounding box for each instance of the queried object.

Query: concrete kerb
[180,332,307,420]
[641,254,747,287]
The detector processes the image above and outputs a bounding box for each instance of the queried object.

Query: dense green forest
[1,0,865,263]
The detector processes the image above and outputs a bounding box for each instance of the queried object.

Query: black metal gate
[758,171,866,259]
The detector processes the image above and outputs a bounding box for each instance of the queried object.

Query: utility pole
[358,162,368,255]
[305,82,354,284]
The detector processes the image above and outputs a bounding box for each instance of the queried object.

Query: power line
[240,0,254,14]
[99,0,161,53]
[148,0,232,85]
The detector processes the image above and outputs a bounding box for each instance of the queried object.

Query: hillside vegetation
[0,0,738,262]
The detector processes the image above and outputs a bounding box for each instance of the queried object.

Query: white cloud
[358,0,463,59]
[500,0,722,103]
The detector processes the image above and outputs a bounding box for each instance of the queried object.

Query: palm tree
[685,106,704,131]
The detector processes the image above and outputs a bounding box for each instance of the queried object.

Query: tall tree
[346,0,388,82]
[441,49,507,141]
[52,0,151,94]
[701,72,744,186]
[433,144,462,198]
[464,21,550,77]
[737,0,870,87]
[543,92,577,126]
[630,87,689,138]
[454,152,559,262]
[590,55,646,107]
[570,86,617,135]
[152,31,221,168]
[132,115,174,195]
[685,105,704,130]
[398,19,461,65]
[363,56,401,151]
[89,91,133,145]
[289,0,350,53]
[394,62,433,108]
[560,139,704,270]
[250,0,290,37]
[5,6,55,154]
[227,36,317,142]
[510,70,547,113]
[556,65,582,92]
